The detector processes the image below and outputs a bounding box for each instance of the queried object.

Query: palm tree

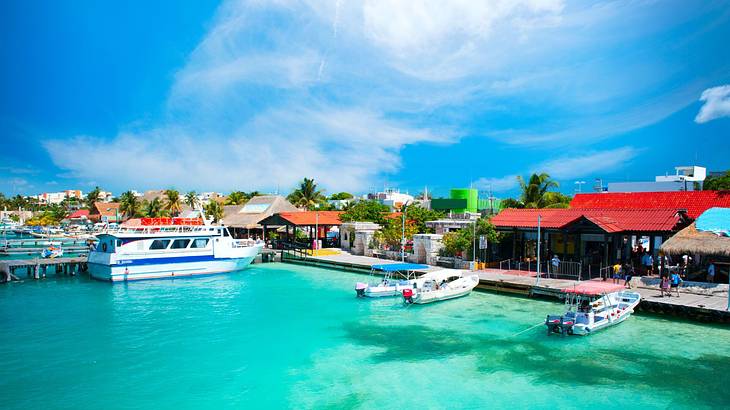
[144,198,164,218]
[287,178,326,210]
[119,191,141,220]
[164,189,182,216]
[205,200,224,223]
[85,186,101,209]
[245,191,261,200]
[225,191,247,205]
[184,191,200,209]
[517,173,559,208]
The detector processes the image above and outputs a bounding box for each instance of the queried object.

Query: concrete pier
[0,257,88,281]
[283,250,730,324]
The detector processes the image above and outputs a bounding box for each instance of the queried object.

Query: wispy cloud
[695,84,730,123]
[475,147,640,192]
[42,0,721,192]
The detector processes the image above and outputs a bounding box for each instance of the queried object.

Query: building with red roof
[487,192,730,272]
[259,211,344,247]
[570,191,730,219]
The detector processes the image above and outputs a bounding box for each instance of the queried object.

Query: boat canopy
[563,281,625,295]
[371,263,429,272]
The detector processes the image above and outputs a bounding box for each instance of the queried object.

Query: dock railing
[547,261,582,281]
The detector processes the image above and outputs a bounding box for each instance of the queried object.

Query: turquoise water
[1,263,729,409]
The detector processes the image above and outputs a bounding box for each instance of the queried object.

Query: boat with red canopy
[545,282,640,336]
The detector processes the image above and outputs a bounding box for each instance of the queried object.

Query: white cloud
[695,84,730,124]
[43,0,714,193]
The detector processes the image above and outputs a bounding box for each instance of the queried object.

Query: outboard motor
[402,288,414,304]
[355,282,367,297]
[545,315,574,336]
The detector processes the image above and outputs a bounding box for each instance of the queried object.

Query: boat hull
[88,256,256,282]
[411,274,479,304]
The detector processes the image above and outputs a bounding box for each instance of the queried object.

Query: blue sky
[1,0,729,198]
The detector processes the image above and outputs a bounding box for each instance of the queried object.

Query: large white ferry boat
[87,218,263,282]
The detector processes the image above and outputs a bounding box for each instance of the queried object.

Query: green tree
[339,200,390,223]
[144,198,164,218]
[85,186,101,209]
[374,218,418,250]
[245,191,261,200]
[440,218,501,259]
[402,203,444,233]
[441,230,471,257]
[205,200,224,223]
[542,191,572,208]
[500,198,524,209]
[704,171,730,190]
[119,191,141,220]
[184,191,200,208]
[164,189,182,216]
[329,192,354,200]
[287,178,327,209]
[517,173,560,208]
[226,191,248,205]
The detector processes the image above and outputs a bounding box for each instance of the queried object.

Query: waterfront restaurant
[259,211,343,248]
[222,195,299,239]
[491,208,689,270]
[490,191,730,272]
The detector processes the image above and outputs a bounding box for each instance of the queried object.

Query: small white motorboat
[41,242,64,259]
[546,287,641,336]
[355,263,430,297]
[402,270,479,304]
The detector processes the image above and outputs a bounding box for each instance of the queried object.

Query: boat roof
[563,281,626,295]
[371,263,429,272]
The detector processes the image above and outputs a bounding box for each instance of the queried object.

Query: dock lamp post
[314,203,319,250]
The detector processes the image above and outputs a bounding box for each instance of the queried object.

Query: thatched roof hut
[660,222,730,256]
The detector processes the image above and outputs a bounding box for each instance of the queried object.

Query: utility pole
[536,215,542,286]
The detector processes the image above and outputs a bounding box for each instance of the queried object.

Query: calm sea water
[1,263,729,409]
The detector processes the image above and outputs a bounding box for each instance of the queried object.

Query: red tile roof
[570,191,730,219]
[491,208,684,232]
[67,209,90,219]
[277,211,343,226]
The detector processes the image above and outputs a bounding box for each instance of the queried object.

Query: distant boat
[402,270,479,304]
[41,242,64,259]
[87,218,263,282]
[545,288,641,336]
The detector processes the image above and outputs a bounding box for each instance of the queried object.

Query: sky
[1,0,730,199]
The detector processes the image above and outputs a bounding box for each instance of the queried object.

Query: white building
[198,192,223,206]
[607,165,707,193]
[367,188,414,211]
[36,190,83,205]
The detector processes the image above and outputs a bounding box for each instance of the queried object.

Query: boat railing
[104,225,216,235]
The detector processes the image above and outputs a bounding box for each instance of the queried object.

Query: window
[190,238,209,249]
[171,239,190,249]
[149,239,171,250]
[223,229,229,237]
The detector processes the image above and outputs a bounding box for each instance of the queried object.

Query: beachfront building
[426,213,478,235]
[222,195,299,239]
[260,211,343,248]
[62,209,90,226]
[35,190,83,205]
[340,222,381,254]
[490,191,730,274]
[89,202,121,223]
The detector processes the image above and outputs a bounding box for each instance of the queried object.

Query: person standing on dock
[707,261,715,283]
[641,251,653,276]
[551,255,560,275]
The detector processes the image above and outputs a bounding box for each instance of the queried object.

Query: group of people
[610,262,636,288]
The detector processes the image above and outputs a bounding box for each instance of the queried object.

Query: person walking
[660,274,670,297]
[612,262,622,285]
[670,271,683,297]
[624,263,635,289]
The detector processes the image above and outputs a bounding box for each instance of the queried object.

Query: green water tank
[450,188,478,213]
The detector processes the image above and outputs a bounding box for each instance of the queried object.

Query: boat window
[171,239,190,249]
[190,238,209,248]
[149,239,171,250]
[223,228,230,237]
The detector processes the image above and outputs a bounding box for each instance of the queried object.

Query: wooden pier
[0,257,88,282]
